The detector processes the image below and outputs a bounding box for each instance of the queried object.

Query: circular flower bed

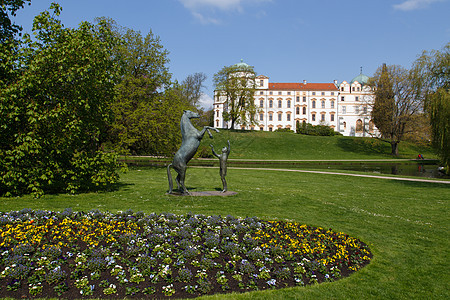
[0,209,372,298]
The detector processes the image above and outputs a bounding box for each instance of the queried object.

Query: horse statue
[167,110,219,194]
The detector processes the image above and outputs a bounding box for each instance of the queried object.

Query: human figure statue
[210,140,231,193]
[167,110,219,195]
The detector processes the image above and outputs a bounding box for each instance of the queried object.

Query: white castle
[213,60,378,137]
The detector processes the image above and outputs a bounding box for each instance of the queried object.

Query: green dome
[351,73,369,85]
[234,59,251,70]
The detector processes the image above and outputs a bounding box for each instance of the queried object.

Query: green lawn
[195,130,437,160]
[1,167,448,299]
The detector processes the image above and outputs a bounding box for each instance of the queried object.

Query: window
[302,107,306,114]
[303,97,306,102]
[357,87,360,92]
[341,87,344,91]
[321,92,325,96]
[312,100,316,108]
[312,92,316,95]
[321,114,325,122]
[296,96,299,102]
[278,91,282,95]
[331,92,334,95]
[331,101,335,109]
[321,100,325,108]
[270,91,273,95]
[342,106,346,114]
[260,91,263,95]
[269,100,273,108]
[355,106,360,114]
[259,113,263,121]
[278,100,282,108]
[260,80,263,86]
[287,113,291,121]
[287,91,291,95]
[330,114,335,122]
[287,100,291,108]
[216,120,219,127]
[269,127,273,132]
[296,107,300,114]
[341,96,345,101]
[260,100,263,108]
[356,119,363,133]
[355,96,359,101]
[216,110,219,117]
[260,126,264,131]
[363,106,368,114]
[269,113,273,121]
[278,113,282,121]
[312,113,316,122]
[352,87,355,92]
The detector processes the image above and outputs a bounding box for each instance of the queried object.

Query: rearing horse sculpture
[167,110,219,194]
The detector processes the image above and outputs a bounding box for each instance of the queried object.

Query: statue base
[167,191,237,197]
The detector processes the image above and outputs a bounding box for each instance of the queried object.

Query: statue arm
[227,140,231,154]
[210,144,219,158]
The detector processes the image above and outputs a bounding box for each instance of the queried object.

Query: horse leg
[179,167,189,195]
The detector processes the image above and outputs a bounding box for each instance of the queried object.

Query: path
[193,166,450,184]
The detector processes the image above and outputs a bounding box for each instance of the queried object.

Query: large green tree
[105,22,194,156]
[214,62,258,129]
[0,4,121,196]
[369,64,423,156]
[412,43,450,173]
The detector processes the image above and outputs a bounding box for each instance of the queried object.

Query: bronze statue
[167,110,219,195]
[210,140,231,193]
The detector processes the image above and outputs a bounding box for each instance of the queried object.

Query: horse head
[183,110,200,119]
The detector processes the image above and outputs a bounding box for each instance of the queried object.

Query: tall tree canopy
[412,43,450,173]
[369,64,423,156]
[104,20,196,156]
[214,62,258,129]
[0,4,121,196]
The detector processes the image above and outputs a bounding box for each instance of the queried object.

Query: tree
[177,72,207,108]
[369,64,423,156]
[412,43,450,173]
[213,62,258,129]
[0,4,121,196]
[0,0,30,42]
[0,0,31,87]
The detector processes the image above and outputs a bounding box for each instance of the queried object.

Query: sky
[11,0,450,109]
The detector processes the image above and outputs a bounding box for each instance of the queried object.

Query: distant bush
[274,128,294,133]
[296,122,340,136]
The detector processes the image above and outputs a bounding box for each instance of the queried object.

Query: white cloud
[179,0,271,24]
[393,0,444,11]
[198,93,214,110]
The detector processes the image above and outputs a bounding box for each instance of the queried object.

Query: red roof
[268,82,338,91]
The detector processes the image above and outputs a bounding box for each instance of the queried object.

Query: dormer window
[260,80,263,86]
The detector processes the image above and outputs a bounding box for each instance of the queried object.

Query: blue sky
[12,0,450,109]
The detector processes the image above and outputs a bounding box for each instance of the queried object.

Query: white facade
[213,63,378,137]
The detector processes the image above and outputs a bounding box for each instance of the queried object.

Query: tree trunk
[391,141,399,156]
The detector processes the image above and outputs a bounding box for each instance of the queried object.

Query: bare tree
[368,64,423,156]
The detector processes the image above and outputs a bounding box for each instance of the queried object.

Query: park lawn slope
[198,130,436,160]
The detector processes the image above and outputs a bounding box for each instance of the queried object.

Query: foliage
[0,4,121,196]
[175,72,207,108]
[213,63,258,129]
[103,21,196,156]
[0,209,371,298]
[368,64,423,156]
[412,42,450,173]
[296,121,338,136]
[0,0,31,42]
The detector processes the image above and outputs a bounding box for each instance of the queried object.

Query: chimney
[303,80,307,84]
[334,80,338,85]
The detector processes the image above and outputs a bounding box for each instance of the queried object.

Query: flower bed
[0,209,372,298]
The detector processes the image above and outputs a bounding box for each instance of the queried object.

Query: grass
[1,166,449,299]
[194,130,437,160]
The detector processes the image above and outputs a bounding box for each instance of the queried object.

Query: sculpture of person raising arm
[210,140,231,193]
